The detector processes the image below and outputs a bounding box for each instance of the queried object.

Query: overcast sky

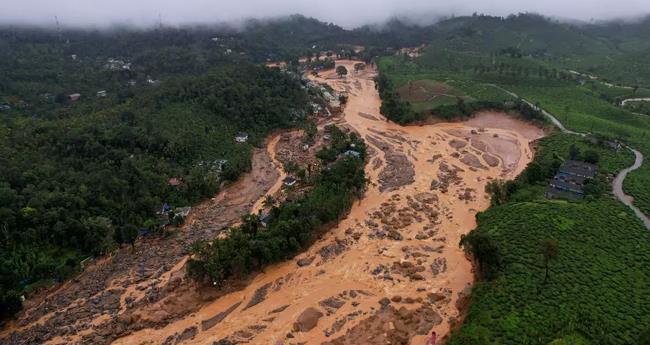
[1,0,649,28]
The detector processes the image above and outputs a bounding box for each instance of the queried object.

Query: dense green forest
[449,134,650,345]
[0,13,423,321]
[0,62,310,319]
[187,126,366,286]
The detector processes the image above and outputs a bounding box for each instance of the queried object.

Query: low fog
[1,0,649,28]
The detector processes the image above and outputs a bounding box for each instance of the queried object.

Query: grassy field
[447,134,650,345]
[396,79,466,112]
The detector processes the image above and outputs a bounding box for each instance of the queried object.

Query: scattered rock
[293,307,324,332]
[296,257,315,267]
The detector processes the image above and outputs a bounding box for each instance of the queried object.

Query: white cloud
[1,0,649,28]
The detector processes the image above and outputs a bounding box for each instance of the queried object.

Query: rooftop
[559,160,597,178]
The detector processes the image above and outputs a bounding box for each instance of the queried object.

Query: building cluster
[546,160,598,200]
[104,58,132,71]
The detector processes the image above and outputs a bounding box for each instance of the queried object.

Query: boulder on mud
[449,139,467,149]
[296,256,315,267]
[482,153,500,167]
[293,307,324,332]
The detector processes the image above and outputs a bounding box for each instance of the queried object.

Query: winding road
[489,84,650,230]
[621,97,650,106]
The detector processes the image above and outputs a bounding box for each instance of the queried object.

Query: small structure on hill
[283,177,297,187]
[68,93,81,102]
[96,90,107,97]
[235,132,249,143]
[168,177,182,186]
[343,150,361,159]
[546,160,598,200]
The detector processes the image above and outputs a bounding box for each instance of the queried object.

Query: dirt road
[108,61,543,345]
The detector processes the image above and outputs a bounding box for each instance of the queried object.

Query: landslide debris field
[1,61,544,345]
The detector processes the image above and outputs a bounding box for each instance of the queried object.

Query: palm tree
[541,238,559,285]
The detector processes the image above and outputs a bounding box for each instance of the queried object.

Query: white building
[234,132,249,143]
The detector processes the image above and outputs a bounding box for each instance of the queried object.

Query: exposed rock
[244,283,272,310]
[296,256,315,267]
[322,306,442,345]
[201,302,242,331]
[482,153,500,167]
[449,139,467,149]
[320,297,346,311]
[293,307,324,332]
[460,153,486,170]
[431,257,448,277]
[269,304,290,314]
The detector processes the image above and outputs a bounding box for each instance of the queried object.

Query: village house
[96,90,107,97]
[234,132,249,143]
[0,104,11,111]
[343,150,361,159]
[283,177,297,187]
[68,93,81,102]
[259,210,272,228]
[167,177,182,186]
[546,160,598,200]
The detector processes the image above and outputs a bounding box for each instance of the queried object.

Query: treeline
[0,64,308,319]
[472,63,578,82]
[375,71,548,125]
[431,98,549,124]
[375,73,423,124]
[187,127,366,286]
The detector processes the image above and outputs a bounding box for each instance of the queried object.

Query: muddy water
[112,61,543,345]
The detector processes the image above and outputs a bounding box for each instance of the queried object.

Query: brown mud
[109,60,542,345]
[1,60,544,345]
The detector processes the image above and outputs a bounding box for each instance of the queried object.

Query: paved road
[613,147,650,229]
[621,97,650,106]
[490,84,650,230]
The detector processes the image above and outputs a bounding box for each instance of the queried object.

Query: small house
[174,206,191,218]
[260,211,272,228]
[96,90,107,97]
[343,150,361,159]
[0,104,11,111]
[68,93,81,102]
[604,140,622,151]
[546,160,598,200]
[168,177,182,186]
[283,177,297,187]
[558,160,597,179]
[235,132,249,143]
